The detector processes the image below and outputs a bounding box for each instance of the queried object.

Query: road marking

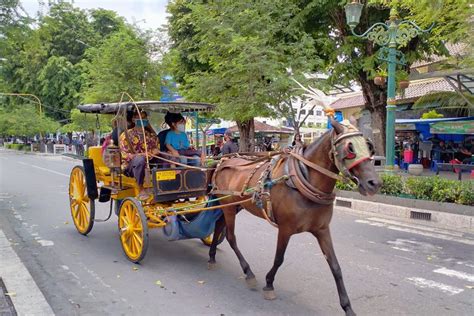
[0,230,54,315]
[433,267,474,282]
[405,277,464,295]
[355,219,474,246]
[37,239,54,247]
[386,225,474,246]
[367,217,464,237]
[18,161,69,177]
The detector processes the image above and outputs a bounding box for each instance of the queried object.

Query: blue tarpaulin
[162,200,223,241]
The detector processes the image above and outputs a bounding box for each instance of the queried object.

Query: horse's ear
[330,118,345,135]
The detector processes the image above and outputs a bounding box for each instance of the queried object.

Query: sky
[20,0,170,30]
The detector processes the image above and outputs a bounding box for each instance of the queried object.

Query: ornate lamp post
[344,0,433,169]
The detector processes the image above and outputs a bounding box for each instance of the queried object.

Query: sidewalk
[335,191,474,232]
[0,230,54,315]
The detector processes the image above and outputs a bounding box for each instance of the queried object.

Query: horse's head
[330,119,381,196]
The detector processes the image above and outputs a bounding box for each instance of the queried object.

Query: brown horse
[208,119,381,316]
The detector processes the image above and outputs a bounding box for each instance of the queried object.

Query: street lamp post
[344,0,433,169]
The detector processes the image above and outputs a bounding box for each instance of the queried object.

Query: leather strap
[289,152,346,182]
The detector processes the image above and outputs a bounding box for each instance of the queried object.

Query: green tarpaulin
[430,120,474,135]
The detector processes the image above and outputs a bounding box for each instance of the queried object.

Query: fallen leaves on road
[64,221,69,225]
[132,267,138,271]
[155,280,165,288]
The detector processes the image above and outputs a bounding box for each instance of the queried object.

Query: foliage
[38,56,83,120]
[60,109,111,133]
[5,143,28,150]
[421,110,444,119]
[81,29,162,103]
[336,174,473,205]
[379,174,404,196]
[414,92,474,116]
[335,180,357,191]
[0,106,59,136]
[166,0,321,151]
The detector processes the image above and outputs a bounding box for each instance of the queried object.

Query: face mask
[135,119,149,128]
[177,124,185,132]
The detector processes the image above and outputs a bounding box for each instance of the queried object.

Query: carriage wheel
[118,198,149,263]
[69,166,95,235]
[201,227,227,247]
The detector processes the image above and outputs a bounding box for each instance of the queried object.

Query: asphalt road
[0,149,473,316]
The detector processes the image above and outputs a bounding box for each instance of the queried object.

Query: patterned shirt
[119,128,159,167]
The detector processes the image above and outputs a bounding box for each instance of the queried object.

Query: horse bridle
[329,130,375,185]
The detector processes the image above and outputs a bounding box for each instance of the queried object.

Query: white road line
[367,217,464,237]
[0,230,54,315]
[386,225,474,246]
[355,219,474,245]
[433,267,474,282]
[405,277,464,295]
[18,161,69,177]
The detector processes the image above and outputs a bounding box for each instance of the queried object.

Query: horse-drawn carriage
[69,96,381,315]
[69,101,225,263]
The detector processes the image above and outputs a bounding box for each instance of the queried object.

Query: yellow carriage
[68,101,225,263]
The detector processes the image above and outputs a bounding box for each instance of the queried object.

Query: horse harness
[211,129,374,227]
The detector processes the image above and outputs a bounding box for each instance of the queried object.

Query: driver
[119,109,159,199]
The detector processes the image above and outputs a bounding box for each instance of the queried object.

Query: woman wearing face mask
[119,110,159,199]
[164,112,201,166]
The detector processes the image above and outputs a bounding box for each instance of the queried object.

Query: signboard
[430,120,474,135]
[396,123,417,131]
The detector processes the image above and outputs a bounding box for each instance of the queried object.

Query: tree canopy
[0,0,164,136]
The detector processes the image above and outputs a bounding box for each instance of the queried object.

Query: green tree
[167,0,319,151]
[295,0,471,154]
[38,56,82,120]
[39,1,95,64]
[82,29,162,103]
[0,106,59,136]
[61,109,111,133]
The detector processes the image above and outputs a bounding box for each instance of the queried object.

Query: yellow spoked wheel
[69,166,95,235]
[201,227,226,247]
[118,198,149,263]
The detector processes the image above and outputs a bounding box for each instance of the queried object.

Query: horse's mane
[303,128,333,158]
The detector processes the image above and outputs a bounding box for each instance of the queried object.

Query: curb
[335,197,474,231]
[0,230,54,315]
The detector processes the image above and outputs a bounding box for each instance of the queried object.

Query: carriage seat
[158,129,170,152]
[88,146,111,175]
[157,129,171,168]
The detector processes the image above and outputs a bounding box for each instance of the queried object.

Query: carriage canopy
[77,100,216,114]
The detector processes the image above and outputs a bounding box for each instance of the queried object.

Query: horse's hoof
[263,289,277,300]
[245,277,257,290]
[208,262,217,270]
[345,309,356,316]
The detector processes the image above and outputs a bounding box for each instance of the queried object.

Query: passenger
[164,112,201,166]
[119,110,159,200]
[221,130,239,155]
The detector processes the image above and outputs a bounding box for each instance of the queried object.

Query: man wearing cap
[221,130,239,155]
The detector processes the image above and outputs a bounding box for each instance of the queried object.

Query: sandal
[137,192,151,201]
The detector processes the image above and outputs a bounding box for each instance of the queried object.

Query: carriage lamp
[343,1,433,170]
[344,0,363,29]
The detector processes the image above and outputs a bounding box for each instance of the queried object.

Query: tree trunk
[236,118,255,152]
[359,73,387,156]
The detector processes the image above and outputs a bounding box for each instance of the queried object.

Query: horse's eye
[344,142,356,159]
[366,140,375,156]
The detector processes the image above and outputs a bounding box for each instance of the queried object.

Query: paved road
[0,149,473,315]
